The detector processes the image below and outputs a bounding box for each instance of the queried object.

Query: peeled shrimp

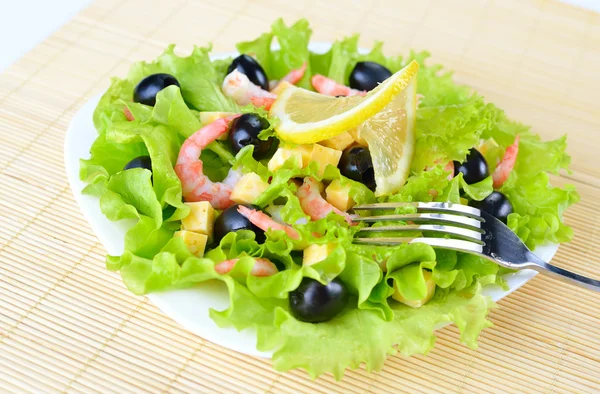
[297,177,354,225]
[237,206,300,240]
[426,160,455,181]
[222,70,277,109]
[311,75,366,97]
[124,107,135,121]
[270,62,307,90]
[215,257,278,277]
[175,117,242,210]
[492,135,520,188]
[443,161,455,181]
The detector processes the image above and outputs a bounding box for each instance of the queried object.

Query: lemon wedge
[356,71,417,196]
[270,60,419,145]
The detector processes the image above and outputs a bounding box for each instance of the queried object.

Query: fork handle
[526,253,600,292]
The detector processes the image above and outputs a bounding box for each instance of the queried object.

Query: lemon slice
[357,71,417,196]
[270,61,419,144]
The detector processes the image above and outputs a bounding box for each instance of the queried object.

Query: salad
[81,19,578,379]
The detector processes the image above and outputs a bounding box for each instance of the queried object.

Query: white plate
[64,43,558,359]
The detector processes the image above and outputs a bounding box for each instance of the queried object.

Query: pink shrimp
[492,135,520,188]
[237,205,300,240]
[443,161,455,180]
[270,62,307,91]
[426,160,455,181]
[214,257,278,277]
[222,70,277,110]
[124,107,134,121]
[311,75,366,97]
[174,117,242,209]
[297,177,354,225]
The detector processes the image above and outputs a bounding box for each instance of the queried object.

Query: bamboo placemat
[0,0,599,392]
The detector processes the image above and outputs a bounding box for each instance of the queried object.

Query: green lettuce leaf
[100,168,162,225]
[482,112,578,248]
[309,35,404,85]
[269,283,494,379]
[236,18,312,88]
[127,45,238,112]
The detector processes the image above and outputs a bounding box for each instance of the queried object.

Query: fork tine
[352,213,482,231]
[353,236,484,254]
[353,202,483,220]
[357,224,484,244]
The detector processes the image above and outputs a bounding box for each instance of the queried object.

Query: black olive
[124,155,152,172]
[349,61,392,91]
[453,149,489,185]
[289,277,349,323]
[213,204,266,244]
[133,73,180,106]
[227,55,269,91]
[338,146,376,191]
[469,191,514,224]
[229,113,274,160]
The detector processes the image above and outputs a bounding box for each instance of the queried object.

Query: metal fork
[352,202,600,292]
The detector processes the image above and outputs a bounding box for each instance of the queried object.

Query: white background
[0,0,598,73]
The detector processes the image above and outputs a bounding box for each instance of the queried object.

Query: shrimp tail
[237,205,300,240]
[281,62,307,85]
[492,135,520,188]
[124,107,135,121]
[297,177,354,225]
[311,75,366,97]
[249,96,275,110]
[444,161,455,181]
[215,257,278,277]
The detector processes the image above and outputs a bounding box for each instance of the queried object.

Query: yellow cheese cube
[230,172,270,205]
[320,132,354,151]
[325,179,355,211]
[268,145,313,171]
[199,112,236,140]
[303,243,337,266]
[348,128,368,146]
[294,145,313,167]
[392,270,436,308]
[174,230,208,257]
[181,201,215,239]
[268,148,303,172]
[310,145,342,176]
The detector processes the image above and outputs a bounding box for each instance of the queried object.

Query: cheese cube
[181,201,215,239]
[294,145,313,167]
[310,145,342,176]
[303,243,337,266]
[348,128,368,146]
[325,179,355,211]
[268,148,303,172]
[199,112,236,140]
[230,172,270,205]
[175,230,208,257]
[199,111,237,124]
[392,269,436,308]
[320,132,354,151]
